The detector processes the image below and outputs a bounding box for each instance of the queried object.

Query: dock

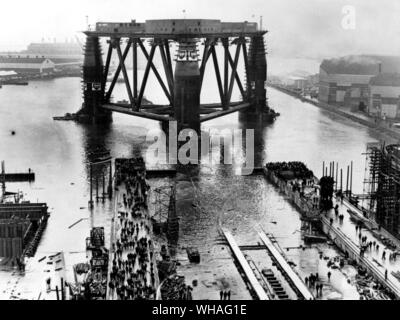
[1,161,35,182]
[2,173,35,182]
[261,161,400,299]
[258,231,314,300]
[320,202,400,299]
[221,229,270,300]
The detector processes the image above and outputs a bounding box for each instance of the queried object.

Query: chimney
[378,62,382,73]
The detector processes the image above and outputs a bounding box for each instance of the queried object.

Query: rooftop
[370,73,400,86]
[0,56,51,64]
[321,55,400,75]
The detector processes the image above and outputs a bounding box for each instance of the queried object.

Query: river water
[0,73,390,300]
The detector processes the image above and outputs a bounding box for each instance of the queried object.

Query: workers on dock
[219,290,231,300]
[107,158,156,300]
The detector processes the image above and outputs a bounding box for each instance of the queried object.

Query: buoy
[11,130,15,135]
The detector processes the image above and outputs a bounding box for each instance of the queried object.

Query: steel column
[210,46,225,106]
[242,41,249,100]
[164,40,174,81]
[102,42,113,91]
[222,38,229,109]
[132,39,138,101]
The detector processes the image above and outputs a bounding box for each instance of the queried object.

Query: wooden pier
[2,173,35,182]
[1,161,35,182]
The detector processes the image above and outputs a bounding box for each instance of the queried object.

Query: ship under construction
[364,142,400,238]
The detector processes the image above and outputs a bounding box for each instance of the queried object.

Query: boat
[186,247,200,263]
[53,113,78,121]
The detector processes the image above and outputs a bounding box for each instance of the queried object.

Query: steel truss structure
[80,22,270,127]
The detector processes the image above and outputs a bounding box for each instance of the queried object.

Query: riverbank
[268,83,400,142]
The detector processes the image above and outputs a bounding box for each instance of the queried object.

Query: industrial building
[368,73,400,119]
[0,56,55,75]
[25,41,82,57]
[318,55,400,110]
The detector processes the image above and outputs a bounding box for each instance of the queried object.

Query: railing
[320,216,400,299]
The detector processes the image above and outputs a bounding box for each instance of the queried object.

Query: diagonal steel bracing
[138,40,172,105]
[226,43,241,106]
[93,34,256,124]
[105,38,132,102]
[102,41,113,91]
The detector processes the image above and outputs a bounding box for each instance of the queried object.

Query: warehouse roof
[370,73,400,86]
[0,56,52,64]
[321,55,400,75]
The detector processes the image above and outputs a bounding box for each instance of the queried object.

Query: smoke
[331,55,378,65]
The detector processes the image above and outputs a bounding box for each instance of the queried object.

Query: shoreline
[268,83,400,143]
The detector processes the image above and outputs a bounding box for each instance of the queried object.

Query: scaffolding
[364,142,400,237]
[152,184,178,242]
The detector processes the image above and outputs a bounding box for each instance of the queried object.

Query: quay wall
[262,168,319,219]
[262,167,400,299]
[321,216,400,298]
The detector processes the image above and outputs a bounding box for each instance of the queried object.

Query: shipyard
[1,0,400,310]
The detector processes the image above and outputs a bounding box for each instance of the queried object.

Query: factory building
[0,56,55,75]
[368,73,400,119]
[318,55,400,111]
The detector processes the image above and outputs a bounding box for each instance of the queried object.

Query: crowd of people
[265,161,314,181]
[107,158,156,300]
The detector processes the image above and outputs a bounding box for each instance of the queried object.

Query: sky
[0,0,399,71]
